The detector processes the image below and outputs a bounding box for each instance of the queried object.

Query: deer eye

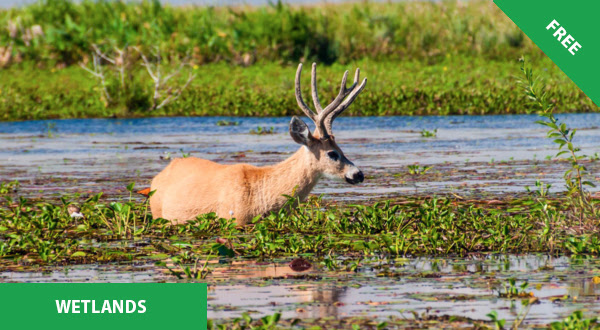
[327,151,340,161]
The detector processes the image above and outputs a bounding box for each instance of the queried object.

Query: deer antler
[294,62,367,139]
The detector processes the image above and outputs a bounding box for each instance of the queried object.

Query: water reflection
[206,254,600,323]
[1,254,599,322]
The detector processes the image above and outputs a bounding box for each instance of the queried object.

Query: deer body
[149,63,367,225]
[150,147,322,225]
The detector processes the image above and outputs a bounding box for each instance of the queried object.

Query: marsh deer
[149,62,367,225]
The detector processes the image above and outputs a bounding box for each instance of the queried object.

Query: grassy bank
[1,0,539,66]
[0,57,596,121]
[0,0,596,120]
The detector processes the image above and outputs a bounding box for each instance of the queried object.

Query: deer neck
[259,147,321,206]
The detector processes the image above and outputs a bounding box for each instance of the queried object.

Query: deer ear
[289,116,314,146]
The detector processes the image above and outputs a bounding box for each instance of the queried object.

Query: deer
[148,62,367,225]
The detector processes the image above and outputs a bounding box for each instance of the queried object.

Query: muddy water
[1,114,600,203]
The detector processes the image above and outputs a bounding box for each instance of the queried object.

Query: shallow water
[2,254,599,325]
[1,114,599,203]
[205,254,600,324]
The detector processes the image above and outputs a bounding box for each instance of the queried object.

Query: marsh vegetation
[1,1,600,329]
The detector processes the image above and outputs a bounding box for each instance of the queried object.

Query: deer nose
[345,170,364,184]
[354,171,364,183]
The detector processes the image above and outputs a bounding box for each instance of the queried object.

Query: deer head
[289,62,367,184]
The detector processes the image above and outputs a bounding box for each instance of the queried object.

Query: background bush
[0,0,596,120]
[0,0,540,67]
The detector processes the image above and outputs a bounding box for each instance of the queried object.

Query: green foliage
[408,164,432,176]
[486,311,506,330]
[3,181,600,266]
[216,120,240,126]
[1,0,543,66]
[407,164,432,176]
[249,126,275,135]
[0,180,19,195]
[518,58,599,226]
[0,56,595,120]
[520,58,594,194]
[155,253,211,280]
[0,1,596,120]
[499,278,531,298]
[420,128,437,138]
[550,311,599,330]
[208,312,287,330]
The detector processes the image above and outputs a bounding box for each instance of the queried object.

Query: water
[1,114,599,202]
[2,254,599,325]
[206,254,600,324]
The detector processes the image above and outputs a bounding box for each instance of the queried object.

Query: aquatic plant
[216,120,240,126]
[249,126,275,135]
[155,253,211,280]
[407,164,432,176]
[0,180,18,194]
[420,128,437,138]
[486,311,506,330]
[207,312,285,330]
[0,186,594,265]
[550,311,599,330]
[499,278,531,299]
[518,58,599,228]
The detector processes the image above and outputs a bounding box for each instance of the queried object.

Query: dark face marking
[327,150,340,161]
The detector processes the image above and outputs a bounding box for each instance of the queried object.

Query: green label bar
[494,0,600,106]
[0,283,207,329]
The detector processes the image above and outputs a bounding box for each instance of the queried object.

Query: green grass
[0,0,541,66]
[0,57,595,121]
[0,0,597,121]
[207,311,600,330]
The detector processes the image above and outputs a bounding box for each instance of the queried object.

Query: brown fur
[150,136,358,225]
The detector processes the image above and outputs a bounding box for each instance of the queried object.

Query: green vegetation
[420,128,437,138]
[407,164,432,176]
[0,0,543,66]
[216,120,240,126]
[0,0,596,120]
[249,126,275,135]
[2,186,600,267]
[0,57,594,121]
[551,311,600,330]
[207,310,600,329]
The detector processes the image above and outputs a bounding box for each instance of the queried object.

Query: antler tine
[312,70,350,137]
[295,63,317,122]
[317,67,361,135]
[310,63,324,113]
[324,75,367,135]
[295,63,366,139]
[322,68,357,114]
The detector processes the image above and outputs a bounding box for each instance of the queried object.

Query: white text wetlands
[55,300,146,314]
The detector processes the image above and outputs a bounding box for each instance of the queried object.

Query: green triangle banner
[494,0,600,107]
